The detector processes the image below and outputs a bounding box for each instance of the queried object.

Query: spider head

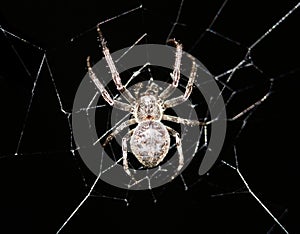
[136,95,162,121]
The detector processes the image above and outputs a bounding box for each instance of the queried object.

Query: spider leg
[158,39,183,100]
[122,129,135,179]
[97,24,136,104]
[162,114,210,126]
[163,55,197,109]
[87,57,131,112]
[166,126,184,177]
[103,119,136,146]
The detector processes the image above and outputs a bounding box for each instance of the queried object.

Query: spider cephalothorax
[88,24,207,179]
[135,83,162,121]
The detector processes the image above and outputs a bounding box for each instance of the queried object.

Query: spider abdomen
[130,121,170,168]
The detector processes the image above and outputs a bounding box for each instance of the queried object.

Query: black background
[0,1,299,234]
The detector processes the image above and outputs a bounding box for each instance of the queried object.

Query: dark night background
[0,1,299,234]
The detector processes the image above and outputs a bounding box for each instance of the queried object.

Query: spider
[87,24,208,179]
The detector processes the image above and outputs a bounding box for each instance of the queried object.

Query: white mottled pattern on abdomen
[130,121,170,168]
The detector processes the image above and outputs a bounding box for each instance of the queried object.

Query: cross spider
[87,24,207,179]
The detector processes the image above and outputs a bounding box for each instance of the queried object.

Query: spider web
[0,0,299,233]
